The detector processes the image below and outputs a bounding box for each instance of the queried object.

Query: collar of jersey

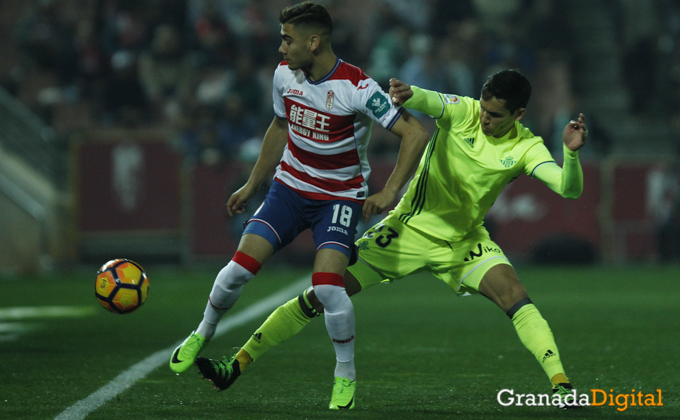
[305,58,341,85]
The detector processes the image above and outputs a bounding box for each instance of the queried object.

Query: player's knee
[499,280,528,312]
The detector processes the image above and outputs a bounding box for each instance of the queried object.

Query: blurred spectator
[138,23,194,121]
[100,50,149,127]
[325,1,362,66]
[647,162,680,262]
[216,93,258,158]
[240,0,281,67]
[440,18,484,97]
[429,0,477,39]
[14,0,78,85]
[97,0,151,54]
[366,6,411,88]
[398,34,448,93]
[229,56,264,118]
[180,104,223,166]
[72,19,106,99]
[623,36,658,115]
[189,0,236,68]
[523,0,571,56]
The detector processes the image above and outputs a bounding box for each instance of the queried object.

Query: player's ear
[308,34,320,51]
[514,108,526,122]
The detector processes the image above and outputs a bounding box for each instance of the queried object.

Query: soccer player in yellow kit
[199,69,588,409]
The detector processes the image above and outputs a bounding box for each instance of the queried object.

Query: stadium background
[0,0,679,271]
[1,1,679,419]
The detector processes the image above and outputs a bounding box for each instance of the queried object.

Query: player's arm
[362,110,429,222]
[389,78,444,118]
[533,114,588,199]
[227,117,288,216]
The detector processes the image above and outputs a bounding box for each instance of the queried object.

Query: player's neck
[305,51,338,82]
[494,124,518,139]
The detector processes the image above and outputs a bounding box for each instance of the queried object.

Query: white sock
[314,284,356,381]
[196,260,255,340]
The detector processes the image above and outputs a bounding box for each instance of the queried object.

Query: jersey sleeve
[406,86,474,128]
[354,76,404,130]
[272,64,287,119]
[523,140,556,177]
[532,144,583,199]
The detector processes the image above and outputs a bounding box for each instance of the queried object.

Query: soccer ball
[95,259,149,314]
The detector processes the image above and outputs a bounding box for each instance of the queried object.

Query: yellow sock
[551,373,569,386]
[512,304,567,383]
[241,291,315,361]
[235,349,253,372]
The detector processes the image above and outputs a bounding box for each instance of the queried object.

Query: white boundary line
[55,275,310,420]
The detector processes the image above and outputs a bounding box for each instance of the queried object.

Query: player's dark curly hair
[481,69,532,113]
[279,2,333,36]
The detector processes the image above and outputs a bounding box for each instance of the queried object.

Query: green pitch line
[53,274,311,420]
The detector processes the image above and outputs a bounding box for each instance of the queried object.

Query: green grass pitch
[1,264,678,419]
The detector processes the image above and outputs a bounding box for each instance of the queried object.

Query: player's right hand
[389,78,413,106]
[226,185,255,217]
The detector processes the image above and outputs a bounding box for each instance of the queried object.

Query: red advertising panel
[487,163,601,259]
[77,139,181,232]
[190,163,251,257]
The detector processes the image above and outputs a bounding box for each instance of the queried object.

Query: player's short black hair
[481,69,532,113]
[279,2,333,37]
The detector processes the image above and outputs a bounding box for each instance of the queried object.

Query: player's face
[479,96,525,138]
[279,23,313,71]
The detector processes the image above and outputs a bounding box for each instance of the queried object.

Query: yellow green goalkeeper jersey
[393,86,580,241]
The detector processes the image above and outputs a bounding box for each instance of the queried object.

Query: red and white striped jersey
[272,58,403,203]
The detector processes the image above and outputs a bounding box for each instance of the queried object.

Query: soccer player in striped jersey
[219,69,589,410]
[169,1,429,410]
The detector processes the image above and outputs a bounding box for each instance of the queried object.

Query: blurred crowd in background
[1,0,679,165]
[0,0,680,266]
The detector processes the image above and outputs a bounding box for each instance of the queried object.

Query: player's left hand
[562,113,588,151]
[362,189,397,223]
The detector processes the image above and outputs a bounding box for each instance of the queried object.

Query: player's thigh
[310,199,362,261]
[347,216,427,290]
[313,247,350,275]
[243,181,307,252]
[434,227,513,295]
[237,233,275,264]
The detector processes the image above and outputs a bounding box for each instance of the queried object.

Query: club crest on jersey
[326,90,335,110]
[367,91,389,119]
[500,156,517,168]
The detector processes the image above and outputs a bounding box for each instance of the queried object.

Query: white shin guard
[314,284,356,380]
[198,260,255,339]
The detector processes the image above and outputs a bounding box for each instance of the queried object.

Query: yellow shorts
[348,215,511,295]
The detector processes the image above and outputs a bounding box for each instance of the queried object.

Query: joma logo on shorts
[327,226,349,235]
[464,243,501,261]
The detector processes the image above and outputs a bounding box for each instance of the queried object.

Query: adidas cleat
[195,355,241,391]
[329,376,355,410]
[553,383,580,409]
[170,331,206,373]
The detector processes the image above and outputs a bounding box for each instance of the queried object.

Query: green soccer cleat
[195,355,241,391]
[329,376,356,410]
[552,383,580,409]
[169,331,206,373]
